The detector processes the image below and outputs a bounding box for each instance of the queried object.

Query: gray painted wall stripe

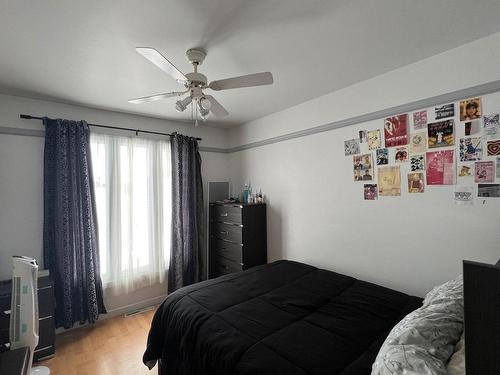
[0,126,226,153]
[2,79,500,154]
[227,79,500,153]
[0,126,44,137]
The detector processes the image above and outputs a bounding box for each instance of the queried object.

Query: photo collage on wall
[343,94,500,202]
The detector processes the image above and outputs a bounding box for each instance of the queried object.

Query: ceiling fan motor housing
[185,72,207,87]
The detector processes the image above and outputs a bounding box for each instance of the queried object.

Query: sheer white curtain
[90,133,171,294]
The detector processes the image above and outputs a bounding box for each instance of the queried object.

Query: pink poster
[426,150,456,185]
[475,161,495,183]
[384,114,408,147]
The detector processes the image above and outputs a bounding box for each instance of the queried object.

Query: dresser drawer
[210,205,242,224]
[212,240,243,264]
[37,287,54,319]
[0,326,8,344]
[213,258,243,276]
[212,222,242,244]
[36,316,55,352]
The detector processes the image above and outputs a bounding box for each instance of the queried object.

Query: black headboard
[463,260,500,374]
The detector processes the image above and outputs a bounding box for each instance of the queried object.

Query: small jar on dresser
[209,202,267,278]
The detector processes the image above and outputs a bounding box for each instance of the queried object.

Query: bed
[143,260,423,375]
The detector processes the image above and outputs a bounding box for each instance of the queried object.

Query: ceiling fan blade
[136,47,187,83]
[128,91,187,104]
[208,72,273,91]
[205,95,229,117]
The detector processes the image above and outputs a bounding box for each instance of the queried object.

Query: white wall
[229,31,500,297]
[0,93,229,313]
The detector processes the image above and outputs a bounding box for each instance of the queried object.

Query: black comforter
[143,260,422,375]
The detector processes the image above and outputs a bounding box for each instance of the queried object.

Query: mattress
[143,260,422,375]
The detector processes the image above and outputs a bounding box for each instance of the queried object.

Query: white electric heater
[9,256,50,375]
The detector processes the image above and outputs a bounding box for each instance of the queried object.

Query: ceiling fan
[129,47,274,125]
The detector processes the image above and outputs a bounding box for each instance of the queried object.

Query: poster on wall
[376,148,389,165]
[413,110,427,130]
[384,114,408,147]
[459,98,482,121]
[395,146,408,163]
[454,186,474,205]
[465,120,481,136]
[475,161,495,183]
[359,130,367,143]
[427,120,454,148]
[486,140,500,156]
[497,157,500,178]
[410,154,425,171]
[458,164,473,177]
[483,114,500,138]
[459,137,482,161]
[408,172,425,193]
[367,129,381,150]
[378,166,401,196]
[426,150,456,185]
[478,184,500,198]
[364,184,378,200]
[435,103,455,119]
[344,139,360,156]
[410,132,427,154]
[353,154,373,181]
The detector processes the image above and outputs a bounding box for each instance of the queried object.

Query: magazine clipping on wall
[364,184,378,200]
[478,184,500,198]
[435,103,455,119]
[483,113,499,138]
[384,114,408,147]
[413,110,427,130]
[367,129,381,150]
[376,148,389,165]
[353,154,373,181]
[458,164,473,178]
[408,172,425,193]
[486,140,500,156]
[344,139,360,156]
[475,161,495,183]
[359,130,367,143]
[465,119,481,136]
[459,98,482,121]
[409,132,426,154]
[426,150,456,185]
[454,186,474,205]
[410,154,425,172]
[395,146,408,163]
[428,120,454,148]
[378,166,401,196]
[459,137,482,161]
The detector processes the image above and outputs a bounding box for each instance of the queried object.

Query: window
[90,133,171,294]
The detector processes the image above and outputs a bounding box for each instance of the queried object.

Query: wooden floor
[39,309,156,375]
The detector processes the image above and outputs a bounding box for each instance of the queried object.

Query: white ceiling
[1,0,500,128]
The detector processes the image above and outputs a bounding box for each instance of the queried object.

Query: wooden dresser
[0,276,55,361]
[209,202,267,278]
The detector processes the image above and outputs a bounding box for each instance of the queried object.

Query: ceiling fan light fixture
[199,105,210,118]
[200,97,212,110]
[175,96,192,112]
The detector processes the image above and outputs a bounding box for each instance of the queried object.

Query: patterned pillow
[371,276,463,375]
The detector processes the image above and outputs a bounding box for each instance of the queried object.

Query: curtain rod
[19,114,202,141]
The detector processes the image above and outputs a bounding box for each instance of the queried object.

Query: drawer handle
[220,231,228,235]
[220,213,228,217]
